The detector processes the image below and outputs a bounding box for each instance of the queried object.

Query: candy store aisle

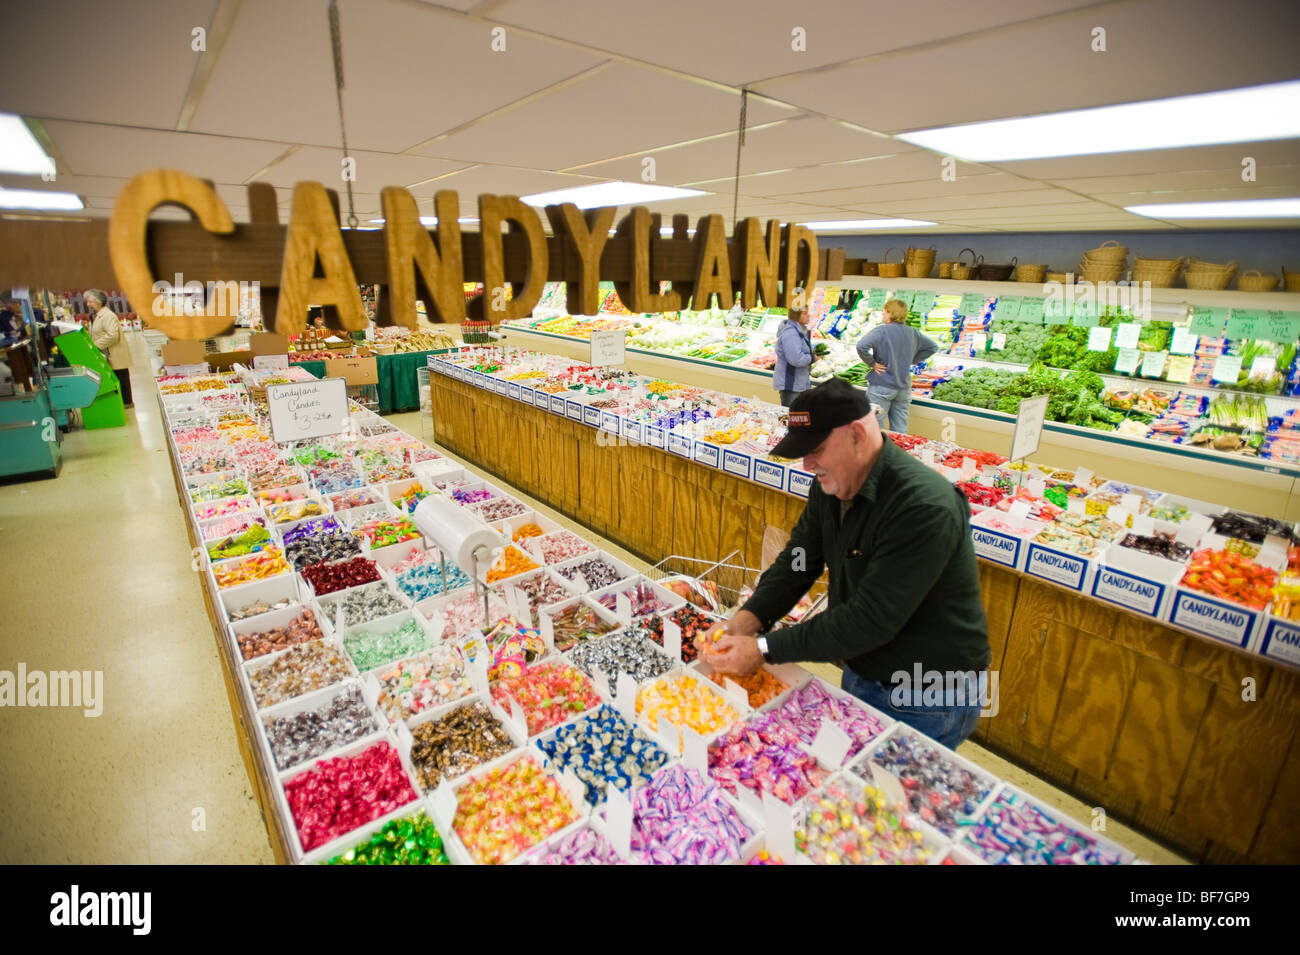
[0,334,273,864]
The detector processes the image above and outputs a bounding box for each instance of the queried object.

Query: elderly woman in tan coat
[87,289,132,406]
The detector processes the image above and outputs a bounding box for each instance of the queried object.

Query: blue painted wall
[828,230,1300,275]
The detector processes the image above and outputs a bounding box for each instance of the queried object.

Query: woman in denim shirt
[773,302,814,408]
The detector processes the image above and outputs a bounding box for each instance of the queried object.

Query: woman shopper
[87,289,132,406]
[773,295,814,408]
[854,298,937,433]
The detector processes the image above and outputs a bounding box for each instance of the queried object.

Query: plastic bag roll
[412,495,499,573]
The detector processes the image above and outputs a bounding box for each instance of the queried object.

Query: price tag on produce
[1165,355,1194,383]
[1189,307,1228,338]
[866,289,888,310]
[996,295,1022,321]
[662,618,683,662]
[1114,323,1141,349]
[991,333,1007,351]
[1044,297,1069,325]
[1225,310,1265,341]
[1018,298,1046,324]
[1087,326,1113,351]
[1170,327,1198,355]
[1250,355,1278,380]
[1262,313,1300,344]
[1072,303,1100,327]
[1212,354,1243,383]
[971,333,987,352]
[603,788,634,861]
[1140,350,1167,378]
[959,293,986,317]
[893,291,915,311]
[912,291,937,315]
[1114,348,1141,375]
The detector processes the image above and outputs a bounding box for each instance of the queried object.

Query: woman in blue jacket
[854,298,938,433]
[773,302,814,407]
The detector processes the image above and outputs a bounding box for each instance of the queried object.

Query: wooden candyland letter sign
[108,169,827,340]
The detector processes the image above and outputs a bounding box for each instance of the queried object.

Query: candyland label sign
[753,459,784,490]
[645,425,665,449]
[1025,544,1087,590]
[971,527,1022,569]
[1091,568,1165,617]
[622,419,642,443]
[566,399,583,421]
[722,449,751,479]
[668,433,692,457]
[1259,617,1300,666]
[583,406,601,427]
[787,469,813,498]
[694,441,720,469]
[1171,590,1258,647]
[507,382,521,400]
[600,411,621,435]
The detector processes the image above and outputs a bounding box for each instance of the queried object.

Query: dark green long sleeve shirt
[742,438,990,682]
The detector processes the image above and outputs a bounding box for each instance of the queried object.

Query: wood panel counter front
[432,371,1300,864]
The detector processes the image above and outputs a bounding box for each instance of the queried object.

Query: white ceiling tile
[2,0,219,127]
[412,63,792,168]
[991,141,1300,180]
[490,0,1101,87]
[864,188,1094,214]
[772,172,1042,207]
[688,150,993,197]
[406,164,606,202]
[41,121,294,182]
[752,0,1300,133]
[247,147,471,192]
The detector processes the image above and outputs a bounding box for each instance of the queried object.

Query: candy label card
[615,593,633,627]
[722,449,751,479]
[614,672,637,721]
[762,790,797,863]
[1170,591,1259,648]
[603,787,634,861]
[1025,543,1089,591]
[582,405,601,427]
[682,726,708,773]
[267,379,350,443]
[809,720,852,768]
[753,459,784,490]
[662,618,683,662]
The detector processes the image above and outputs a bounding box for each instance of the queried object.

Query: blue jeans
[841,667,982,750]
[779,389,802,408]
[867,383,911,433]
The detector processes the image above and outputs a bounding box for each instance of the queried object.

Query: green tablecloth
[292,350,433,414]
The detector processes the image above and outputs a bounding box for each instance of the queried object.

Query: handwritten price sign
[267,379,351,443]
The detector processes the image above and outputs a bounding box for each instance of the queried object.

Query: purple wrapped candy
[628,765,752,865]
[526,826,628,865]
[452,488,494,505]
[281,515,341,544]
[708,712,830,804]
[776,680,889,757]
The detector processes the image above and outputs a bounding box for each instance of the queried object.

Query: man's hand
[873,362,888,374]
[706,633,764,678]
[698,609,761,649]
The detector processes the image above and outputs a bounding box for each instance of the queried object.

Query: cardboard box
[249,332,289,357]
[325,355,379,386]
[1023,538,1098,592]
[206,349,252,371]
[969,511,1043,572]
[161,340,207,366]
[1089,545,1184,619]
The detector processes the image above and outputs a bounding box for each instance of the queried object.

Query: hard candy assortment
[229,596,297,622]
[485,545,539,582]
[329,488,379,511]
[263,684,379,771]
[547,601,617,652]
[513,572,572,615]
[207,523,275,560]
[963,790,1124,865]
[636,672,739,739]
[795,775,930,865]
[525,825,627,865]
[313,466,363,495]
[194,496,258,520]
[453,755,580,864]
[642,606,716,663]
[475,497,528,522]
[397,562,470,602]
[284,741,417,852]
[249,465,302,492]
[374,645,474,722]
[567,629,676,685]
[214,551,289,589]
[394,483,430,514]
[248,640,353,708]
[192,478,249,502]
[409,701,515,790]
[266,499,326,524]
[709,711,829,804]
[537,705,669,804]
[481,618,547,681]
[769,681,889,758]
[326,810,449,866]
[536,530,593,564]
[853,732,991,835]
[280,516,341,544]
[627,765,753,865]
[301,557,381,596]
[285,531,363,571]
[237,608,325,660]
[435,589,511,640]
[451,487,494,505]
[331,583,408,627]
[512,522,545,542]
[354,516,421,549]
[555,556,625,589]
[491,661,602,736]
[593,580,673,617]
[344,616,432,671]
[704,666,789,708]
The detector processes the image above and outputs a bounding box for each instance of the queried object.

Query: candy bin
[961,787,1132,865]
[793,772,938,865]
[393,698,524,792]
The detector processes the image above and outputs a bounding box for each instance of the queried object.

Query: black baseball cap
[771,377,871,459]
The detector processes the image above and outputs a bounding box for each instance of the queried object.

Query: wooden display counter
[433,371,1300,864]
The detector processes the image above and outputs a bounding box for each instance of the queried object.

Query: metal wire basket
[644,550,826,626]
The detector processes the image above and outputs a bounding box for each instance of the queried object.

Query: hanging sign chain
[328,0,359,230]
[731,89,748,227]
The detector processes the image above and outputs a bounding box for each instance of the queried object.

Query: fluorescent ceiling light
[1126,198,1300,219]
[897,80,1300,161]
[800,218,935,230]
[521,181,707,209]
[367,217,479,225]
[0,188,83,211]
[0,114,53,175]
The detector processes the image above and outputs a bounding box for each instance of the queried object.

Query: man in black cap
[703,377,991,748]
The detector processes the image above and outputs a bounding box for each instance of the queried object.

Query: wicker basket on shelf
[877,248,905,278]
[1044,271,1069,283]
[1084,240,1129,263]
[1184,258,1237,290]
[1237,270,1279,292]
[1284,267,1300,292]
[904,245,937,278]
[977,256,1017,281]
[938,260,954,278]
[1131,256,1184,288]
[950,248,978,280]
[1014,264,1047,283]
[859,260,878,276]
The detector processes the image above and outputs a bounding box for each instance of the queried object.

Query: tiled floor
[0,341,1188,864]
